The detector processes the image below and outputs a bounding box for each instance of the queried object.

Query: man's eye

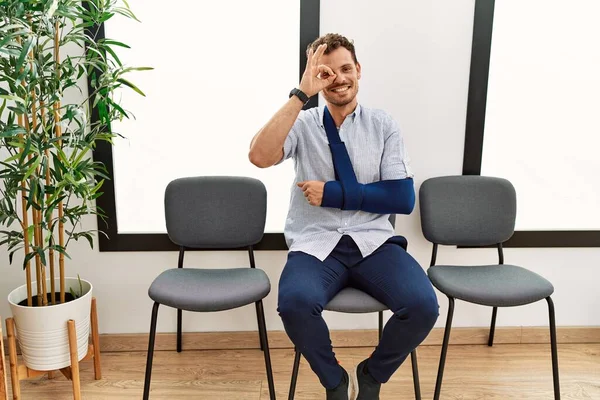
[321,72,330,78]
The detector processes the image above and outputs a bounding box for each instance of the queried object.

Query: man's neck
[326,100,358,127]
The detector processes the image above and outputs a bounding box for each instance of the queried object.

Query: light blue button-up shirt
[278,104,414,261]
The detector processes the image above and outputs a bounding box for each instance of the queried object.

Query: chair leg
[433,297,455,400]
[177,309,182,353]
[288,348,302,400]
[410,350,421,400]
[256,300,276,400]
[143,302,160,400]
[255,302,265,351]
[378,311,383,341]
[546,297,561,400]
[488,307,498,347]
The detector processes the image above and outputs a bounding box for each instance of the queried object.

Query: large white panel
[105,1,300,233]
[482,0,600,230]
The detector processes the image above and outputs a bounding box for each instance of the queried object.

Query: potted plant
[0,0,148,372]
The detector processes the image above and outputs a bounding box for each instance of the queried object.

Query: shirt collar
[318,103,362,128]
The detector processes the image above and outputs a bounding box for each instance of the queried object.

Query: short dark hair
[307,33,358,64]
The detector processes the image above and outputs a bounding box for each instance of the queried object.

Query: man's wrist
[289,88,310,104]
[299,87,314,98]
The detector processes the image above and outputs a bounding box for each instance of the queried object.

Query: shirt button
[344,222,348,226]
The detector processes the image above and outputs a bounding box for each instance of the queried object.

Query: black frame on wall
[90,0,320,251]
[462,0,600,247]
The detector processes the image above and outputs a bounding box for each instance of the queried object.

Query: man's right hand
[298,44,337,98]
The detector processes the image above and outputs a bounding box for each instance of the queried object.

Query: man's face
[319,47,361,107]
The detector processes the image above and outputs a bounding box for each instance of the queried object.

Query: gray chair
[142,176,276,400]
[288,216,422,400]
[419,175,560,400]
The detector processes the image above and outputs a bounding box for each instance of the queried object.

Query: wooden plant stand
[1,316,8,400]
[5,297,102,400]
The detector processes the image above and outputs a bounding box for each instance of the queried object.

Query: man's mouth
[330,85,350,93]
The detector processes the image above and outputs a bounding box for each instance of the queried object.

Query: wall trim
[5,326,598,355]
[89,326,600,353]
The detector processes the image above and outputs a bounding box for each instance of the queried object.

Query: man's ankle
[326,366,352,400]
[361,358,378,382]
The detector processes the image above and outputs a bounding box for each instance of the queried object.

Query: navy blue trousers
[278,235,439,389]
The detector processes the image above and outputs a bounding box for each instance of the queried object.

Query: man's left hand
[297,181,325,206]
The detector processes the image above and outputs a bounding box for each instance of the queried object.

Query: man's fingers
[321,65,334,76]
[317,65,336,81]
[313,44,327,66]
[306,47,314,64]
[316,44,327,59]
[297,181,312,192]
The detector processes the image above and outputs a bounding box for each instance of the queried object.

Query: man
[249,33,439,400]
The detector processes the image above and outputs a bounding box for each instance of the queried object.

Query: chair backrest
[164,176,267,249]
[419,175,516,246]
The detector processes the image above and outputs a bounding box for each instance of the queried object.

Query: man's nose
[333,74,345,84]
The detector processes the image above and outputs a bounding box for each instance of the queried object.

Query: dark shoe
[352,359,381,399]
[326,366,353,400]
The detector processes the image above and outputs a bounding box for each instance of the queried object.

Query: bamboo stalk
[15,34,33,307]
[41,101,56,305]
[29,18,47,307]
[36,208,47,306]
[54,19,65,304]
[22,115,42,306]
[30,88,48,307]
[17,113,33,308]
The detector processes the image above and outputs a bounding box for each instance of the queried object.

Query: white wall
[2,0,599,335]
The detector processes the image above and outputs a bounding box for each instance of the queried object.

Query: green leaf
[50,245,71,260]
[0,95,25,105]
[46,0,59,18]
[102,39,130,49]
[26,224,35,241]
[4,153,21,163]
[36,246,47,267]
[24,156,41,179]
[10,247,23,266]
[0,126,26,138]
[122,66,153,72]
[15,37,34,75]
[116,78,146,96]
[23,251,36,269]
[103,44,122,66]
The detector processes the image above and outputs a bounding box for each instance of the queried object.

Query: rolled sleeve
[276,117,301,165]
[380,117,414,180]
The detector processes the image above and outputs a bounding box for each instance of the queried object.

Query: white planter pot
[7,277,93,371]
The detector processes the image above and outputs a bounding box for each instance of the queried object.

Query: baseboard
[97,326,600,353]
[4,326,599,355]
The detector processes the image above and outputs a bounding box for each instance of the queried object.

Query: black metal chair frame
[429,242,560,400]
[143,245,276,400]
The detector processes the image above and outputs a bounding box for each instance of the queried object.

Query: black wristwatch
[289,88,310,104]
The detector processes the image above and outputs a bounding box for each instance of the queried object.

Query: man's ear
[356,62,362,79]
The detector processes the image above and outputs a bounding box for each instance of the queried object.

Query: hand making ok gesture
[298,44,337,98]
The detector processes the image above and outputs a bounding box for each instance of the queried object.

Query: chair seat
[325,287,387,313]
[428,264,554,307]
[148,268,270,312]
